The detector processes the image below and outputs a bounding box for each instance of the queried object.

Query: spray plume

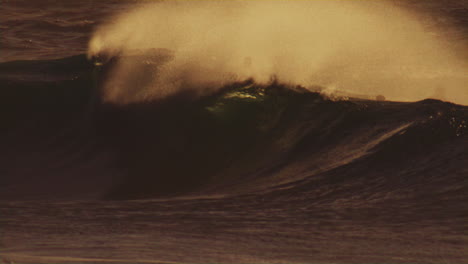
[88,0,468,104]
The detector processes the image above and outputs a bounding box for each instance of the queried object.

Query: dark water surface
[1,0,136,63]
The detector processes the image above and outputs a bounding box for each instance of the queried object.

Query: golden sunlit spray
[88,0,468,105]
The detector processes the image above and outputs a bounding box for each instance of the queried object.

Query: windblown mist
[89,0,468,104]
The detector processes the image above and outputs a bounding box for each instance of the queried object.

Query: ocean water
[0,1,467,263]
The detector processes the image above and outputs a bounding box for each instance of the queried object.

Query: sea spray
[88,0,468,105]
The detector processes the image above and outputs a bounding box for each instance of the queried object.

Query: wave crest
[88,0,467,105]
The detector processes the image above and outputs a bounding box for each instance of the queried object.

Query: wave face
[101,81,467,202]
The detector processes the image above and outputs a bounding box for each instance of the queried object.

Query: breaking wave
[0,55,466,201]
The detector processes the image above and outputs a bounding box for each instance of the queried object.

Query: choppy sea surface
[0,1,467,263]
